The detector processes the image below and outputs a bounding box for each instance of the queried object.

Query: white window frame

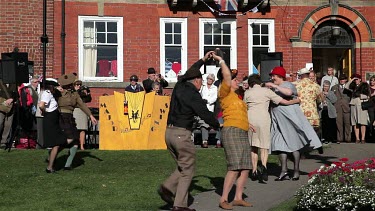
[248,19,275,74]
[160,18,188,83]
[199,18,237,72]
[78,16,124,82]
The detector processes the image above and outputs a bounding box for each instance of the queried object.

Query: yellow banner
[99,91,170,150]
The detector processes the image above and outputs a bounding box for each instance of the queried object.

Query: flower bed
[295,158,375,211]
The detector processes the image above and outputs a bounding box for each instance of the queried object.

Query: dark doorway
[312,20,355,78]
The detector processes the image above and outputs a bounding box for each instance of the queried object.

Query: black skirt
[43,110,67,148]
[59,113,79,140]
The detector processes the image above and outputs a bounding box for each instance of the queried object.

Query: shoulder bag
[361,100,373,110]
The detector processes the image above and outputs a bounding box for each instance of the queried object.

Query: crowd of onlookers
[195,66,375,148]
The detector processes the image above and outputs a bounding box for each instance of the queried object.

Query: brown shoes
[172,207,196,211]
[157,185,174,205]
[219,201,233,210]
[232,199,253,207]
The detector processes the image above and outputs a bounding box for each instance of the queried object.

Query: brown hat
[182,67,202,81]
[58,73,76,86]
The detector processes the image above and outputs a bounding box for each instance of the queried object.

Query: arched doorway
[312,20,355,77]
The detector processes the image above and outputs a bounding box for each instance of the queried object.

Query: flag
[251,6,258,13]
[215,0,238,12]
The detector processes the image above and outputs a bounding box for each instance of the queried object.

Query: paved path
[190,143,375,211]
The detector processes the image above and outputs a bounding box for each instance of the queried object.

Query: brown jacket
[331,83,350,113]
[58,90,92,116]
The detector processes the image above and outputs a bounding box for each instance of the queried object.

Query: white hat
[297,67,310,76]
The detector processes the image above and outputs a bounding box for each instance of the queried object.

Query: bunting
[215,0,238,12]
[201,0,266,16]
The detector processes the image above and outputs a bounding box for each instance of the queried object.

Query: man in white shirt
[199,74,218,148]
[321,67,339,90]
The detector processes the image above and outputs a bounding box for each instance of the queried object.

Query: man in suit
[142,68,168,95]
[331,74,351,143]
[0,80,17,149]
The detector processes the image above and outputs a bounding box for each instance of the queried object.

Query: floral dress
[296,78,321,127]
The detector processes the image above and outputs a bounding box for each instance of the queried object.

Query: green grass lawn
[0,148,280,210]
[0,148,222,210]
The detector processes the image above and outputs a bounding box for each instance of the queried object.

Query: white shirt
[321,75,339,90]
[200,84,218,112]
[40,90,58,112]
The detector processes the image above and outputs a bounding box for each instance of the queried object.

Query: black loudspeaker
[1,52,29,84]
[260,52,283,82]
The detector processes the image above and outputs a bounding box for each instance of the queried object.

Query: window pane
[213,24,221,33]
[96,22,105,32]
[222,24,230,34]
[214,35,221,45]
[96,45,118,77]
[253,35,260,45]
[252,47,269,72]
[107,33,117,43]
[174,34,181,44]
[204,35,212,45]
[165,34,172,44]
[253,24,260,34]
[97,33,106,43]
[204,23,212,33]
[223,35,230,45]
[204,46,231,68]
[165,46,182,78]
[107,22,117,32]
[174,23,181,33]
[261,25,268,34]
[84,21,94,28]
[261,35,269,45]
[165,23,172,33]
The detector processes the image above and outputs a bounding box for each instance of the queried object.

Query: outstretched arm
[211,52,230,87]
[265,82,293,96]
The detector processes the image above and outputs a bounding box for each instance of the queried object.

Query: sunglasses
[75,84,82,86]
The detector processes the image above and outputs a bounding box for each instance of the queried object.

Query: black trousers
[321,109,337,142]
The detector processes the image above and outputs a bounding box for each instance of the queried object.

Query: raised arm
[211,53,230,87]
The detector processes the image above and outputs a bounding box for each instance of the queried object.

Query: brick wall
[0,0,54,78]
[3,1,375,109]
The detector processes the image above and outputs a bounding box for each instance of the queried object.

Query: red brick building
[1,0,375,107]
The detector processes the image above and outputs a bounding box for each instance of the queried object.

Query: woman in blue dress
[265,67,322,181]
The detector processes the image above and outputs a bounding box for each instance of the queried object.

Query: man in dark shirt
[125,75,144,93]
[158,51,219,211]
[142,68,168,95]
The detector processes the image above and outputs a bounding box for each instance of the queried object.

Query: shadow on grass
[54,150,103,171]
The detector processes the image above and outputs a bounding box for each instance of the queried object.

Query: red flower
[339,158,349,162]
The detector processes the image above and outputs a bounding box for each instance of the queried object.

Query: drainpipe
[61,0,66,75]
[41,0,48,88]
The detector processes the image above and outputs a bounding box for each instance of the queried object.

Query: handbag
[0,81,13,113]
[361,100,373,110]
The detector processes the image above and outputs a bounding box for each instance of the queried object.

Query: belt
[167,124,191,131]
[60,109,73,114]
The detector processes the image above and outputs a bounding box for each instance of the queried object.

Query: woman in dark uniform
[57,73,97,170]
[39,79,65,173]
